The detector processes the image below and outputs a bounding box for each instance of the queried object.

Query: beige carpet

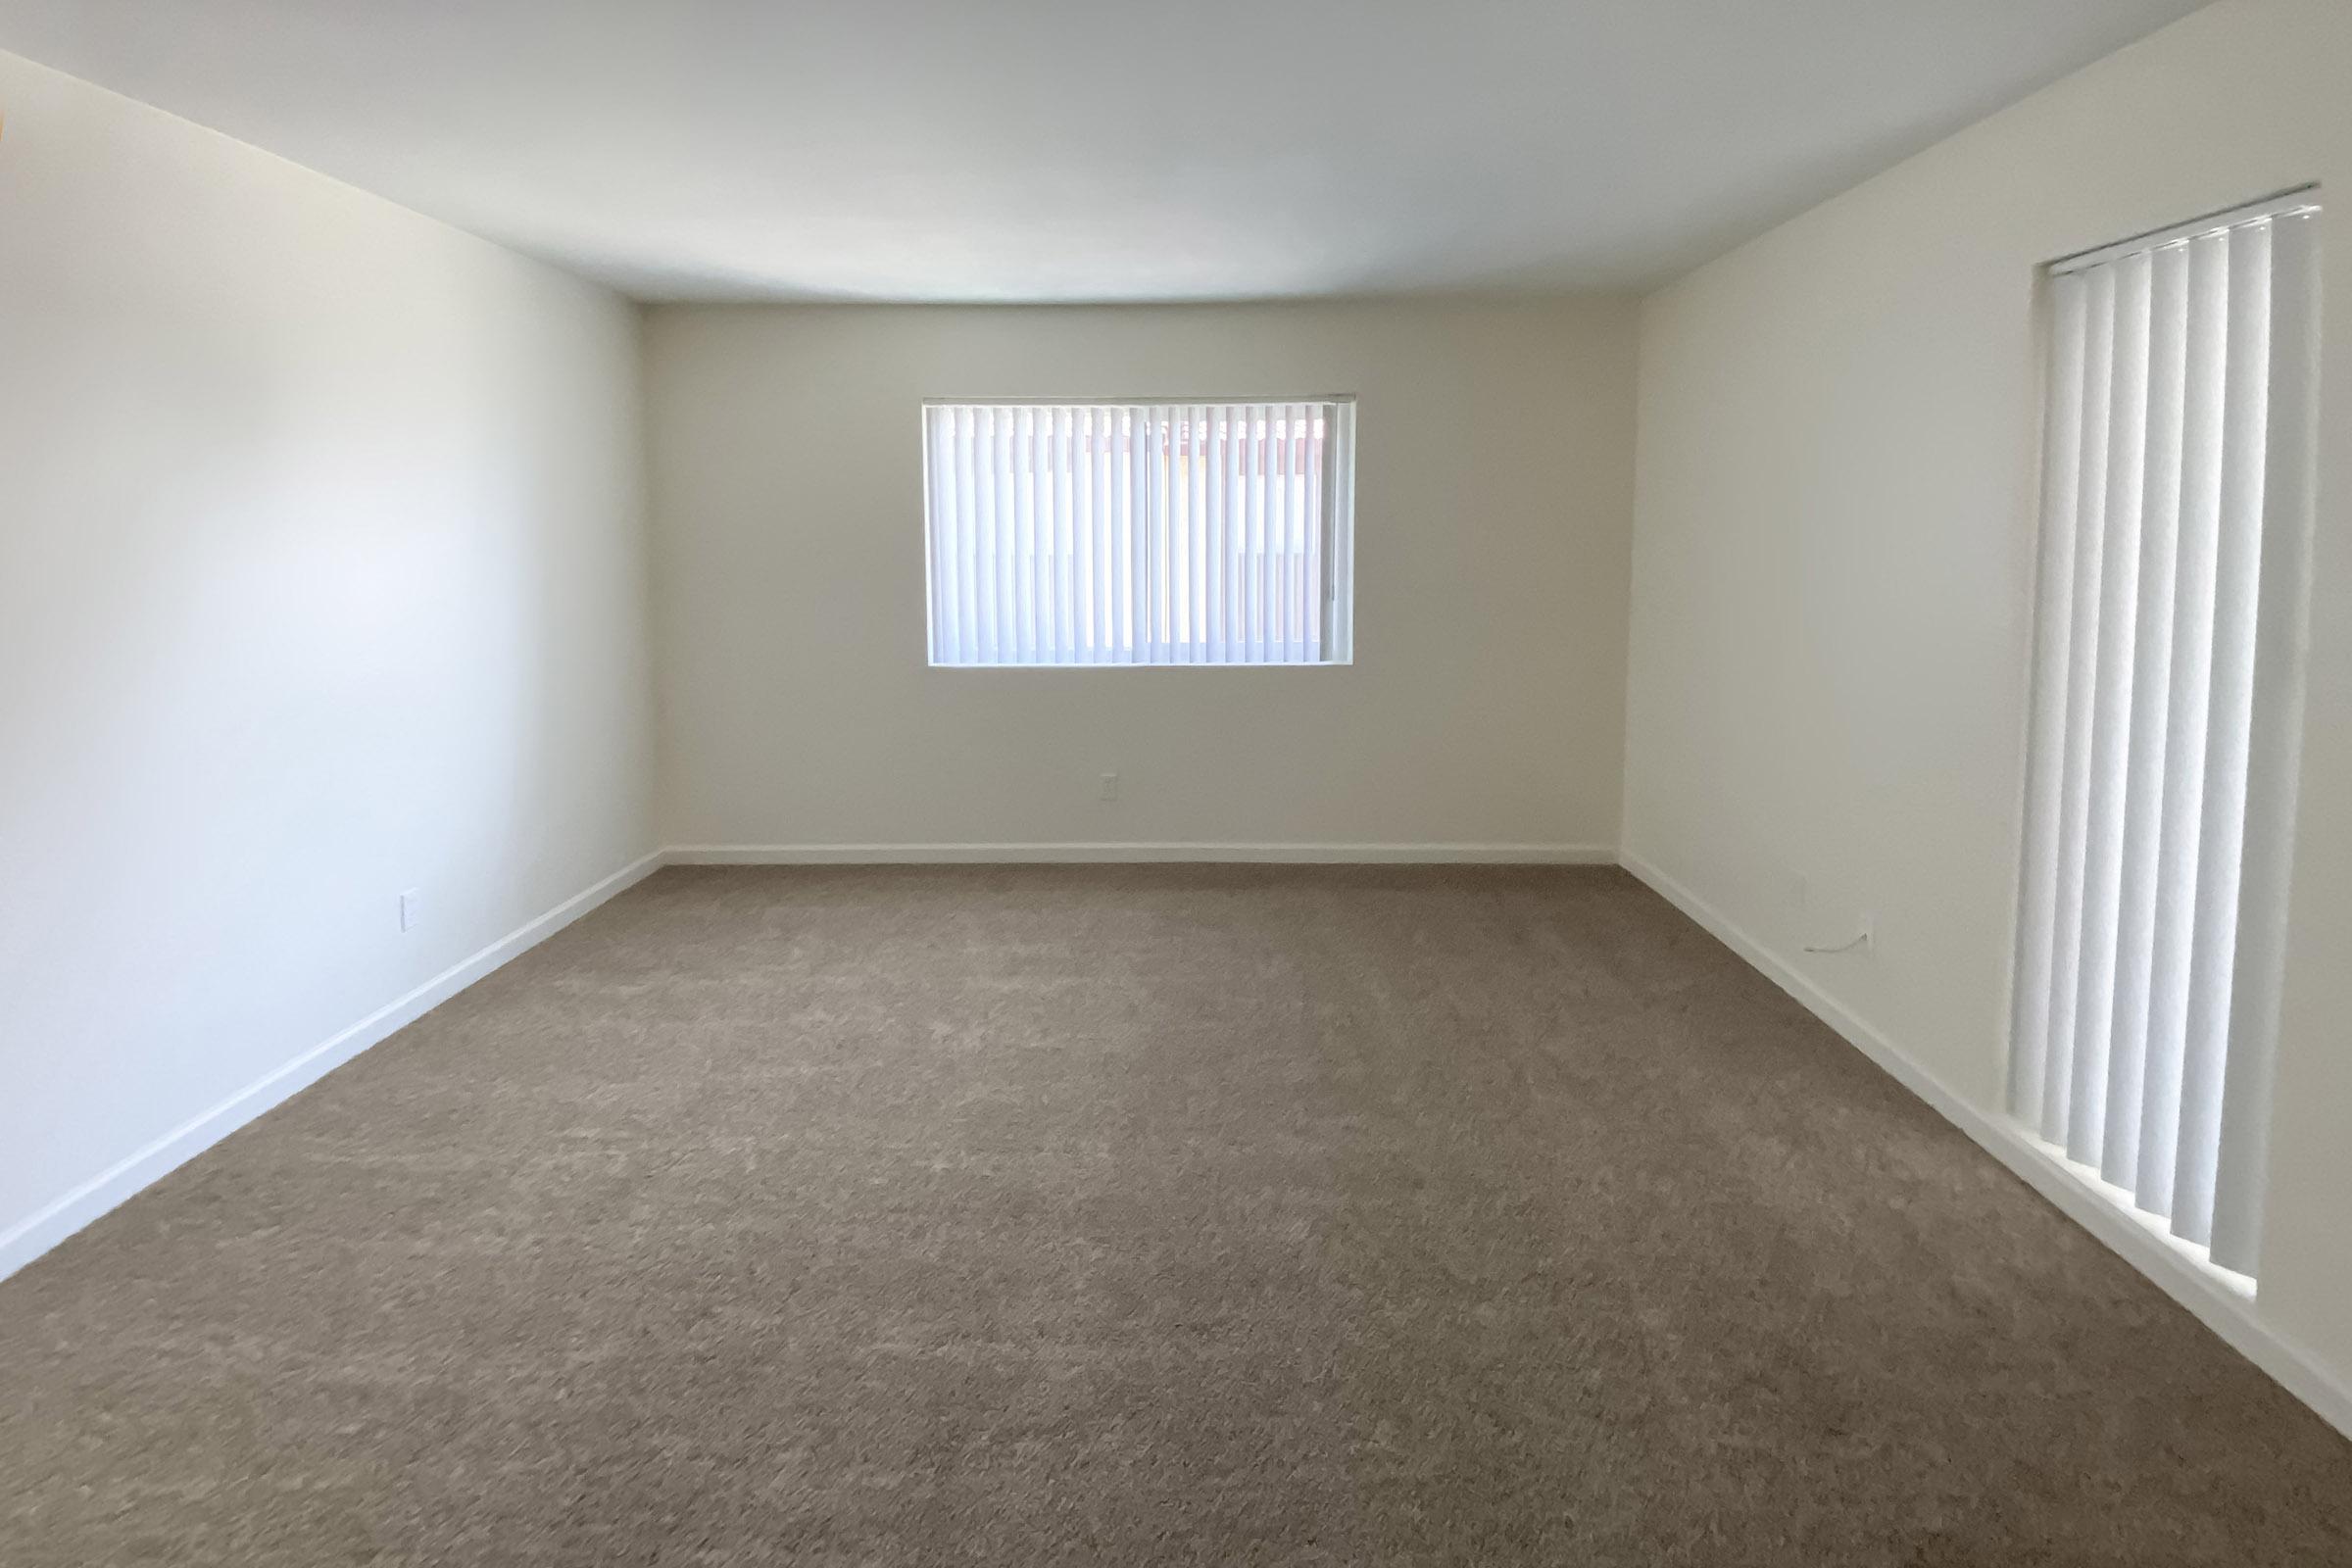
[3,865,2347,1566]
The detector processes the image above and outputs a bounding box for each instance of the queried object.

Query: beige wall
[0,53,656,1267]
[647,300,1639,854]
[1625,0,2352,1388]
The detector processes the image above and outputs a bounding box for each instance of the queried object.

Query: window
[920,399,1355,666]
[2009,191,2321,1281]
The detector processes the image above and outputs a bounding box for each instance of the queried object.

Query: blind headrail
[2048,186,2319,277]
[921,394,1353,409]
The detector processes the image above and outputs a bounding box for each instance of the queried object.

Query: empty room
[4,0,2350,1561]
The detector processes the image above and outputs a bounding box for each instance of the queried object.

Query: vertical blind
[921,399,1355,666]
[2009,193,2321,1278]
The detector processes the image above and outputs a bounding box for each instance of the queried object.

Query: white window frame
[919,397,1356,668]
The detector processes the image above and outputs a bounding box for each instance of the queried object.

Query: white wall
[0,53,658,1271]
[1626,0,2352,1399]
[646,300,1639,855]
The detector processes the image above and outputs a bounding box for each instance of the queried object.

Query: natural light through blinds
[2009,192,2321,1280]
[922,400,1355,666]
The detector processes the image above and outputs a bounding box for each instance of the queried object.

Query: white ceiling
[0,0,2208,303]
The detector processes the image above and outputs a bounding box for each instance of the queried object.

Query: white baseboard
[665,842,1619,865]
[1619,850,2352,1444]
[0,841,1592,1282]
[0,850,664,1283]
[26,840,2340,1444]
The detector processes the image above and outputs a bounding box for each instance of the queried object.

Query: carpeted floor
[3,866,2348,1565]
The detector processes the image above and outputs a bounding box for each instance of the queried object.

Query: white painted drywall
[1625,0,2352,1393]
[0,52,657,1265]
[645,300,1639,855]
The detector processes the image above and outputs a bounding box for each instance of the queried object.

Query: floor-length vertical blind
[921,399,1355,667]
[2009,193,2321,1279]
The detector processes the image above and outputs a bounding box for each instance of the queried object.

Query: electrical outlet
[399,889,422,933]
[1100,771,1120,803]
